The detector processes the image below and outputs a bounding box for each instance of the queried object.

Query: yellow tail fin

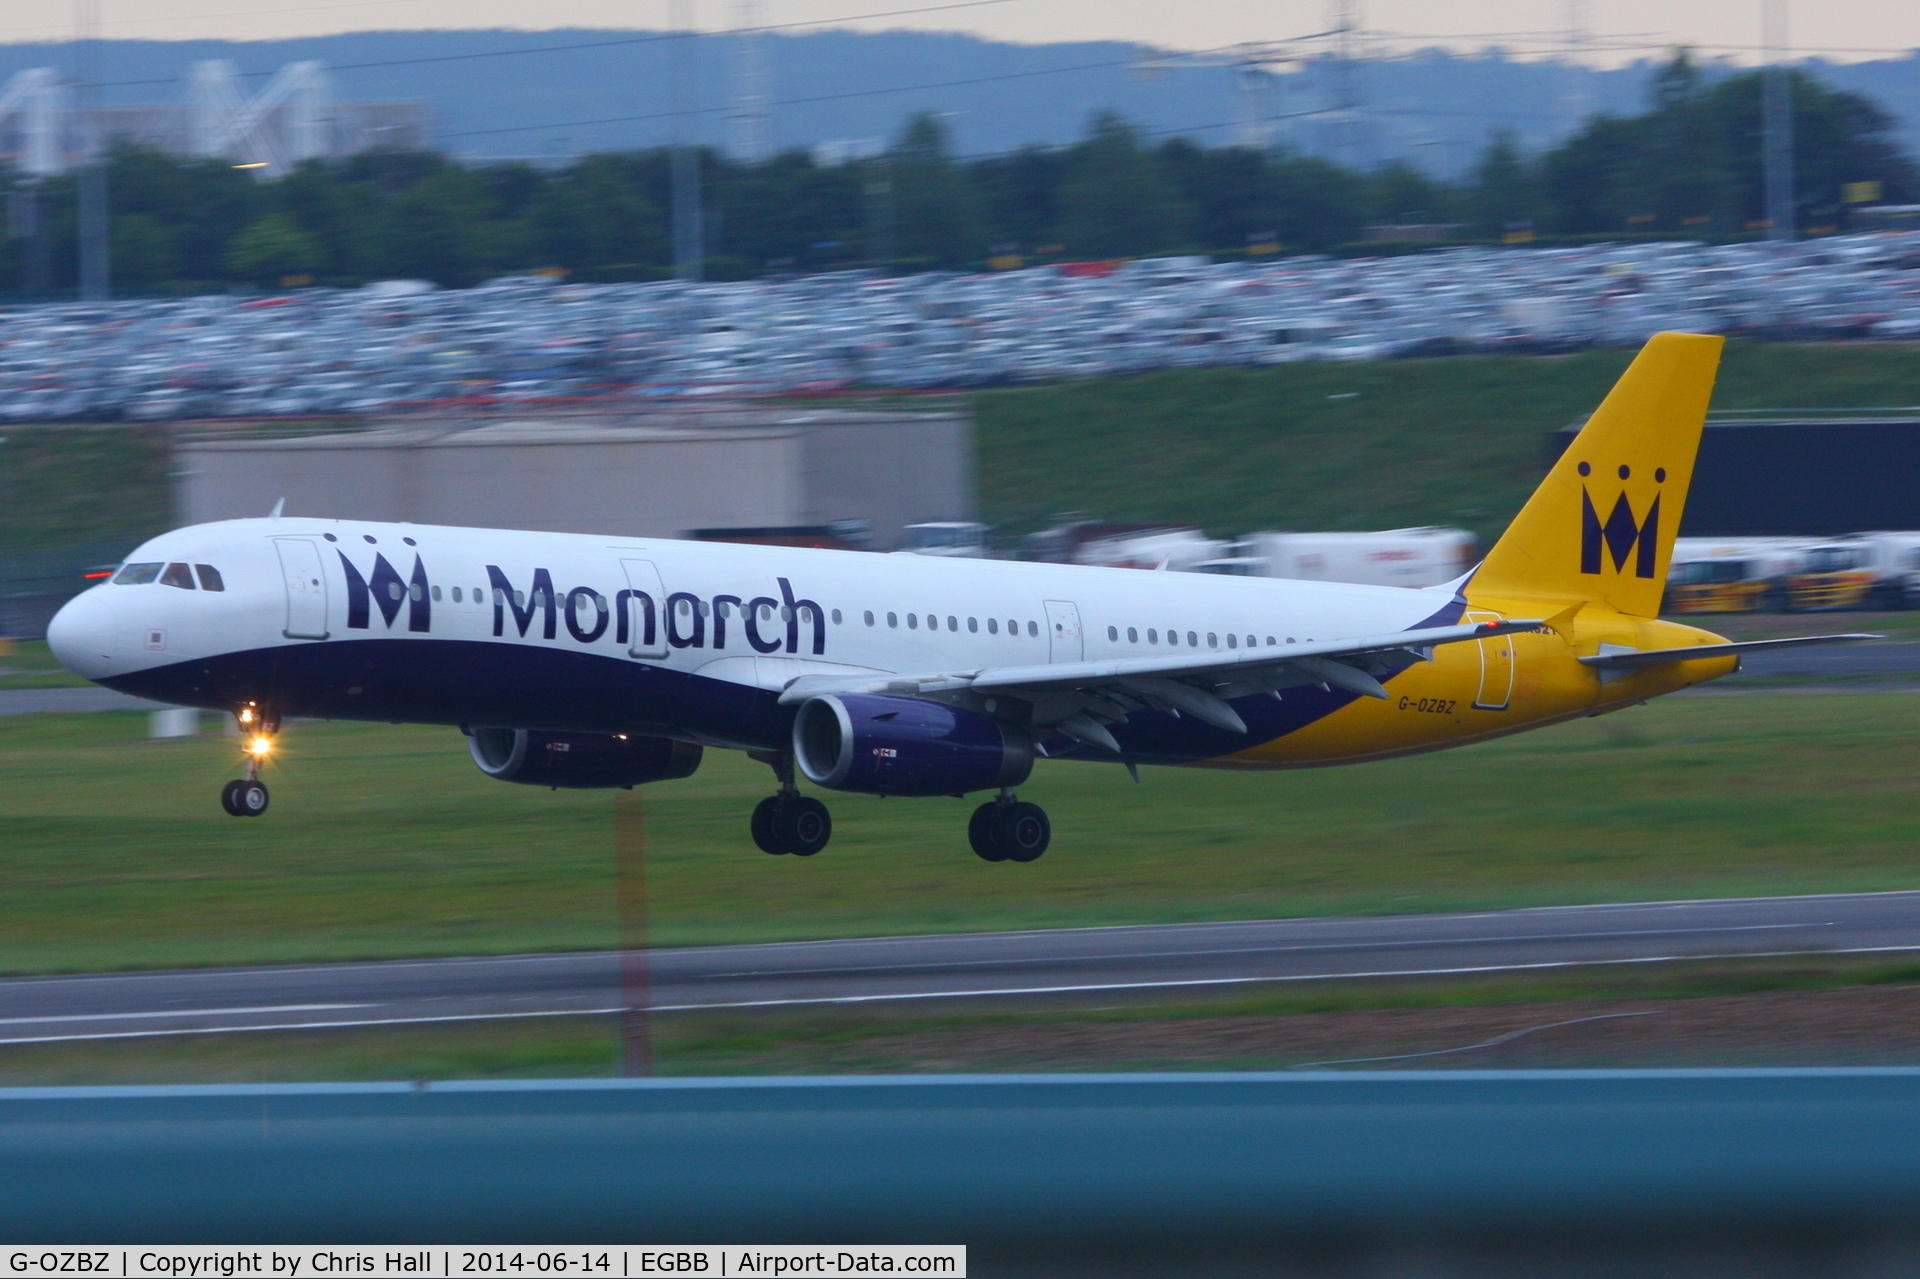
[1471,332,1724,618]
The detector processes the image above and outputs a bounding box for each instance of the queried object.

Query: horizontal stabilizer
[1578,634,1881,670]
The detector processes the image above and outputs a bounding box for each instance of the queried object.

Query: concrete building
[174,406,974,549]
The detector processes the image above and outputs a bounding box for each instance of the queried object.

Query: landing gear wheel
[751,796,787,855]
[993,801,1049,863]
[223,778,269,817]
[968,803,1008,862]
[752,794,832,856]
[775,796,832,857]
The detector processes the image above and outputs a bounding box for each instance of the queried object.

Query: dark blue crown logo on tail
[1576,460,1662,578]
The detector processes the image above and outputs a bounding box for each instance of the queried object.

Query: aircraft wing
[776,617,1544,752]
[1578,633,1881,670]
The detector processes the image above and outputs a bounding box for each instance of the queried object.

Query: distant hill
[1,30,1914,170]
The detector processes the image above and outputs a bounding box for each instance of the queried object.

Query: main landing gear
[220,703,276,818]
[749,752,832,856]
[968,791,1051,864]
[744,755,1050,862]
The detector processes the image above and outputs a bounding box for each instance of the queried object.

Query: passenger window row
[858,609,1041,637]
[1105,624,1279,650]
[113,561,224,591]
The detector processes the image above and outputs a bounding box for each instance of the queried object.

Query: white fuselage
[49,517,1453,760]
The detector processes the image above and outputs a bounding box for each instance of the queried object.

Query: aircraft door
[620,559,669,659]
[1465,609,1515,710]
[1044,600,1083,663]
[273,538,329,640]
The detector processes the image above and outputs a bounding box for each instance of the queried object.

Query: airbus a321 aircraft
[48,333,1869,861]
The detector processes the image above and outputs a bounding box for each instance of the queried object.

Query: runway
[6,890,1920,1044]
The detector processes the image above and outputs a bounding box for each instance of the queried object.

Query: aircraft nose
[46,588,119,681]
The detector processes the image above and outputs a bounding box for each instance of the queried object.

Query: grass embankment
[6,341,1920,563]
[0,425,171,560]
[1,692,1916,975]
[975,340,1920,542]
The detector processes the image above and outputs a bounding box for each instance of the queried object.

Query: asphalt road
[7,891,1920,1044]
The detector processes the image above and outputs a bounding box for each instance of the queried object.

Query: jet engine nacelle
[468,728,703,789]
[792,693,1033,798]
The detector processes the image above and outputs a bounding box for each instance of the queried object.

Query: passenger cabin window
[114,562,162,585]
[864,611,875,626]
[194,565,225,592]
[1108,626,1118,641]
[988,618,999,634]
[1027,621,1038,637]
[160,563,197,590]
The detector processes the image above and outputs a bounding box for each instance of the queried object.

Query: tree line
[2,54,1913,294]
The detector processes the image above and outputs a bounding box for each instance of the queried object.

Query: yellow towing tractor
[1664,538,1898,614]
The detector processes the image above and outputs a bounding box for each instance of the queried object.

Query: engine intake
[793,694,1033,797]
[468,728,702,789]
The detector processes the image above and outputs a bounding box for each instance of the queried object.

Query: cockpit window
[195,564,225,592]
[160,562,197,590]
[113,563,163,585]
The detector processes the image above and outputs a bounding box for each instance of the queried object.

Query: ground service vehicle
[1789,543,1877,612]
[1663,557,1770,614]
[898,523,989,558]
[1195,528,1478,590]
[47,335,1870,861]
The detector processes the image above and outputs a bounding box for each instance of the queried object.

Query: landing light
[249,736,273,756]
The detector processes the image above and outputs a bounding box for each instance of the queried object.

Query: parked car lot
[5,232,1920,422]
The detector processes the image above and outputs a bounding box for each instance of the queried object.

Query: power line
[95,0,1027,88]
[442,47,1562,143]
[440,48,1193,139]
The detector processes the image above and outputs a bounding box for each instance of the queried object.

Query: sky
[0,0,1915,65]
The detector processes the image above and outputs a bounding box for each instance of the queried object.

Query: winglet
[268,498,285,519]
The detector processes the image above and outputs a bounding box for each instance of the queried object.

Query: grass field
[1,691,1917,975]
[0,639,91,688]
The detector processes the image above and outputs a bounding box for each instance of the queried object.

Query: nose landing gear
[748,751,832,856]
[220,704,277,818]
[220,777,270,817]
[969,791,1050,863]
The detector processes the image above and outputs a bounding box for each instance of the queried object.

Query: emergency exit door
[1044,600,1083,663]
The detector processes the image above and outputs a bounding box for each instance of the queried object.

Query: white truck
[1070,526,1226,572]
[897,522,990,558]
[1849,532,1920,609]
[1190,527,1478,590]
